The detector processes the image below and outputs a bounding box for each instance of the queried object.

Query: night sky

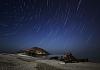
[0,0,100,61]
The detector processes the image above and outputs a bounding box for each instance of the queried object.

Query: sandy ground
[36,60,100,70]
[0,54,37,70]
[0,54,100,70]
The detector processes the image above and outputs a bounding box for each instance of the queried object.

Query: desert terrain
[0,53,100,70]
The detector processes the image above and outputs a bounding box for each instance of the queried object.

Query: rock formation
[23,47,49,57]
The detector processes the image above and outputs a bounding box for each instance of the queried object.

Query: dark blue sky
[0,0,100,61]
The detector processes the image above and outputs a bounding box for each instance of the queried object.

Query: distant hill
[18,47,49,57]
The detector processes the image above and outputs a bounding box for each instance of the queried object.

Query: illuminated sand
[0,54,37,70]
[37,60,100,70]
[0,54,63,70]
[0,54,100,70]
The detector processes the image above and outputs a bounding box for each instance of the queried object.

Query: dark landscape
[0,52,100,70]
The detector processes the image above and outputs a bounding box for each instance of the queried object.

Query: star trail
[0,0,100,61]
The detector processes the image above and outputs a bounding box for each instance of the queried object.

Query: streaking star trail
[0,0,100,62]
